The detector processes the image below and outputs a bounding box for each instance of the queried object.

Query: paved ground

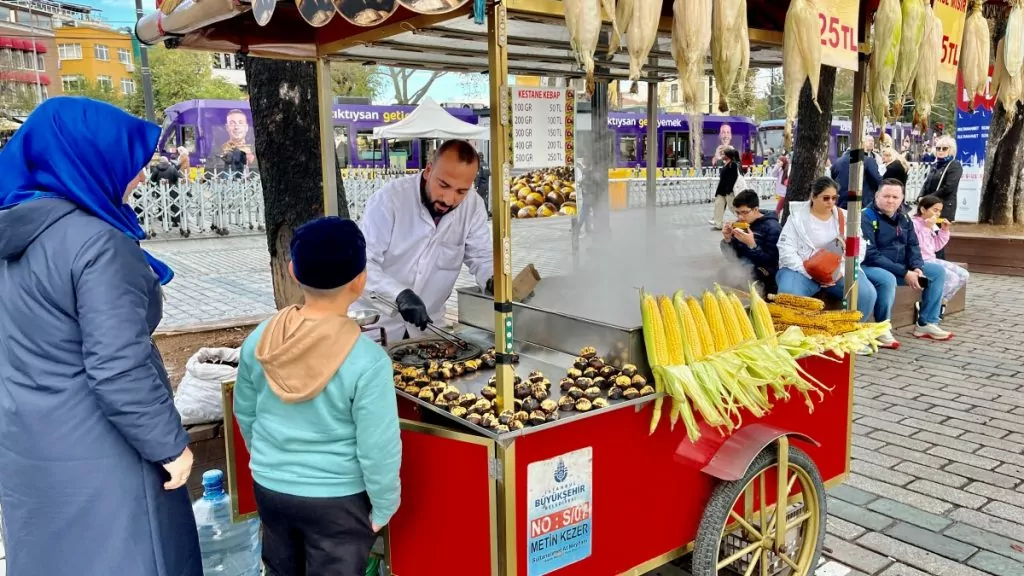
[4,204,1024,575]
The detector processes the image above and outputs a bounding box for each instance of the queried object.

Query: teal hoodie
[234,313,401,527]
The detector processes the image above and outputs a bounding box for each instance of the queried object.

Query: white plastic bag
[173,347,240,426]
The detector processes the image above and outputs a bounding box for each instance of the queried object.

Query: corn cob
[623,0,661,83]
[782,0,823,148]
[748,284,776,340]
[658,296,685,365]
[703,290,729,352]
[729,293,756,342]
[1006,0,1024,80]
[892,0,928,117]
[640,289,668,434]
[816,310,864,323]
[673,291,703,363]
[711,0,748,112]
[912,5,942,133]
[776,323,830,337]
[714,287,744,347]
[768,293,825,311]
[687,296,716,356]
[960,1,991,108]
[868,0,903,128]
[608,0,636,54]
[994,37,1022,127]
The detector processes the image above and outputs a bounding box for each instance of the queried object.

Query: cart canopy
[373,98,490,140]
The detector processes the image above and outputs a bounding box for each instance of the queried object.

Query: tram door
[663,131,690,168]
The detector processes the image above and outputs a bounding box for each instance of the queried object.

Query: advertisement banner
[818,0,859,71]
[526,447,593,576]
[955,166,983,223]
[954,66,995,167]
[934,0,970,85]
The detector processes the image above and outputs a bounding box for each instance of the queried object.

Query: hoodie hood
[0,198,76,261]
[255,305,362,404]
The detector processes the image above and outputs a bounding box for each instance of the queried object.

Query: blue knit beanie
[290,216,366,290]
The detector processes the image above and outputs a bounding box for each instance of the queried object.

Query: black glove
[485,277,494,295]
[396,289,431,331]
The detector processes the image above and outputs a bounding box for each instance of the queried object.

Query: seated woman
[776,176,877,321]
[862,180,954,345]
[911,195,969,314]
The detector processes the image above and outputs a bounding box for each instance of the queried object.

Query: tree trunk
[782,66,838,221]
[246,57,343,308]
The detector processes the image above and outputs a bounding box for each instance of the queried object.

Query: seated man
[721,189,782,294]
[861,179,953,346]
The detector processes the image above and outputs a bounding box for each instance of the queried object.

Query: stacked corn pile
[640,284,889,442]
[766,294,864,337]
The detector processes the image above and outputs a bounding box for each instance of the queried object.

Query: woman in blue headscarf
[0,97,202,576]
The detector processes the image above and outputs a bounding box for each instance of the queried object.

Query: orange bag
[803,210,846,285]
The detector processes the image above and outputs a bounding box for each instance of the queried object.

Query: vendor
[358,139,493,342]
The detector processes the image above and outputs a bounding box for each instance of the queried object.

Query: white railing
[129,164,932,237]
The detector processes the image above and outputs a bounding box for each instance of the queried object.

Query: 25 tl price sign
[818,0,859,72]
[934,0,969,85]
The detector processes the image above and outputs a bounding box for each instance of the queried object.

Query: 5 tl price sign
[511,87,569,170]
[934,0,969,85]
[818,0,859,71]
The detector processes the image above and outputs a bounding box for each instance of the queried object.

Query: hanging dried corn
[608,0,636,54]
[1006,0,1024,80]
[994,37,1023,127]
[565,0,605,96]
[711,0,749,113]
[671,0,712,166]
[868,0,903,130]
[892,0,928,117]
[911,6,942,132]
[782,0,823,149]
[959,1,991,109]
[624,0,662,88]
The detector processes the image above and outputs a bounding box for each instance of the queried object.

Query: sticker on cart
[526,446,592,576]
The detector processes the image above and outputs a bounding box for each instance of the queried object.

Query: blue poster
[526,447,593,576]
[954,67,995,168]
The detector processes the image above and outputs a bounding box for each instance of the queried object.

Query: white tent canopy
[372,97,490,140]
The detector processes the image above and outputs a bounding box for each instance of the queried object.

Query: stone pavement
[4,203,1024,576]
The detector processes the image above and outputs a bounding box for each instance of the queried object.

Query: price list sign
[934,0,969,85]
[511,87,569,169]
[817,0,859,71]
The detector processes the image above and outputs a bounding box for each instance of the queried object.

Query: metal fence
[129,164,933,237]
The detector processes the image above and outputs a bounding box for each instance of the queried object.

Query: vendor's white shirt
[355,173,493,343]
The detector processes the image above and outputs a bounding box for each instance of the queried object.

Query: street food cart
[139,0,878,573]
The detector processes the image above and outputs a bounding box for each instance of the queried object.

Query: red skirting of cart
[223,354,852,576]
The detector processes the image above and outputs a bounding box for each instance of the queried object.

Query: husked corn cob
[729,293,756,342]
[714,287,743,347]
[674,291,703,362]
[768,303,831,329]
[748,284,776,339]
[816,310,864,323]
[703,290,729,352]
[831,322,861,334]
[687,296,716,356]
[640,290,669,366]
[776,323,829,337]
[658,296,686,365]
[769,293,825,311]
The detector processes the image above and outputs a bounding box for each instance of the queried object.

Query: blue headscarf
[0,97,173,284]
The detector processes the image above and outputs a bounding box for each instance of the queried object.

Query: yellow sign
[818,0,859,71]
[934,0,969,85]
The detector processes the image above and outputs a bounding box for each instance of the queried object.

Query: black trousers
[254,483,376,576]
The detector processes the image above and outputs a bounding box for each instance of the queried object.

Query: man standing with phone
[861,180,953,345]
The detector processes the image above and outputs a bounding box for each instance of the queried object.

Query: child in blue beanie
[233,216,401,576]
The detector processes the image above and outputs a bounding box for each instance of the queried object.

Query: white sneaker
[877,329,901,350]
[855,345,874,356]
[913,323,953,341]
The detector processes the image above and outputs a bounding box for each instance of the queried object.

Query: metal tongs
[369,291,470,349]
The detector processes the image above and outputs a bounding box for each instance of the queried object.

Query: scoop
[348,309,381,327]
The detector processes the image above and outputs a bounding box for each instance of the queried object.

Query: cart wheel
[691,440,826,576]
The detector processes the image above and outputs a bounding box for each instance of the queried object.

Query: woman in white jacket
[776,176,877,320]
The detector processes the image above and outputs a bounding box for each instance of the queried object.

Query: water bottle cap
[202,469,224,489]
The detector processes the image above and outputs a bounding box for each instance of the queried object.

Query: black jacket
[716,162,739,197]
[150,163,179,185]
[725,211,782,279]
[883,161,909,187]
[831,151,882,209]
[921,158,962,221]
[861,205,924,279]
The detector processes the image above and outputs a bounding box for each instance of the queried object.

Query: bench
[820,262,969,329]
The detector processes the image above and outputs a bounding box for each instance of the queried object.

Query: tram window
[662,131,690,168]
[618,135,638,163]
[163,129,178,153]
[387,138,412,170]
[357,131,382,161]
[837,135,850,156]
[181,125,198,154]
[334,126,351,167]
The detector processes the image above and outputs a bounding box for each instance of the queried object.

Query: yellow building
[54,23,135,96]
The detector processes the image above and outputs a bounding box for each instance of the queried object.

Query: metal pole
[843,6,869,312]
[316,57,339,217]
[645,78,658,231]
[135,0,156,122]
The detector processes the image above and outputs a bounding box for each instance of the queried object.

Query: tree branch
[409,71,446,104]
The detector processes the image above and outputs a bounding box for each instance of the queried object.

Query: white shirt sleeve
[777,218,810,279]
[360,190,409,301]
[463,198,493,288]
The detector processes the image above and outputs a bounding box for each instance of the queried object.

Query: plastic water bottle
[193,469,262,576]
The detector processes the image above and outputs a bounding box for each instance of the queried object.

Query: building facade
[0,0,61,116]
[55,21,135,96]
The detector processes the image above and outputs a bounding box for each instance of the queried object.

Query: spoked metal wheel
[691,438,826,576]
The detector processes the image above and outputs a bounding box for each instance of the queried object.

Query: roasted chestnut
[584,386,602,401]
[523,397,541,412]
[620,364,638,378]
[575,398,593,412]
[417,389,435,402]
[579,346,597,359]
[481,413,499,428]
[498,410,515,426]
[582,367,598,380]
[572,357,589,370]
[560,377,576,391]
[514,411,530,423]
[592,398,610,409]
[593,376,609,390]
[540,399,558,414]
[588,357,605,370]
[531,383,549,401]
[615,375,633,388]
[558,396,576,411]
[575,377,594,390]
[495,424,510,434]
[529,370,546,383]
[567,387,585,400]
[622,387,640,400]
[466,413,483,426]
[631,374,648,387]
[566,368,583,380]
[509,420,525,431]
[529,410,548,426]
[514,382,532,399]
[480,386,497,400]
[607,386,624,399]
[545,411,560,422]
[433,397,450,409]
[599,365,619,379]
[404,385,421,396]
[450,406,468,418]
[471,399,493,414]
[639,385,656,397]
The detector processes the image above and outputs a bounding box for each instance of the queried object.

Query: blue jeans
[862,262,947,325]
[775,268,878,320]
